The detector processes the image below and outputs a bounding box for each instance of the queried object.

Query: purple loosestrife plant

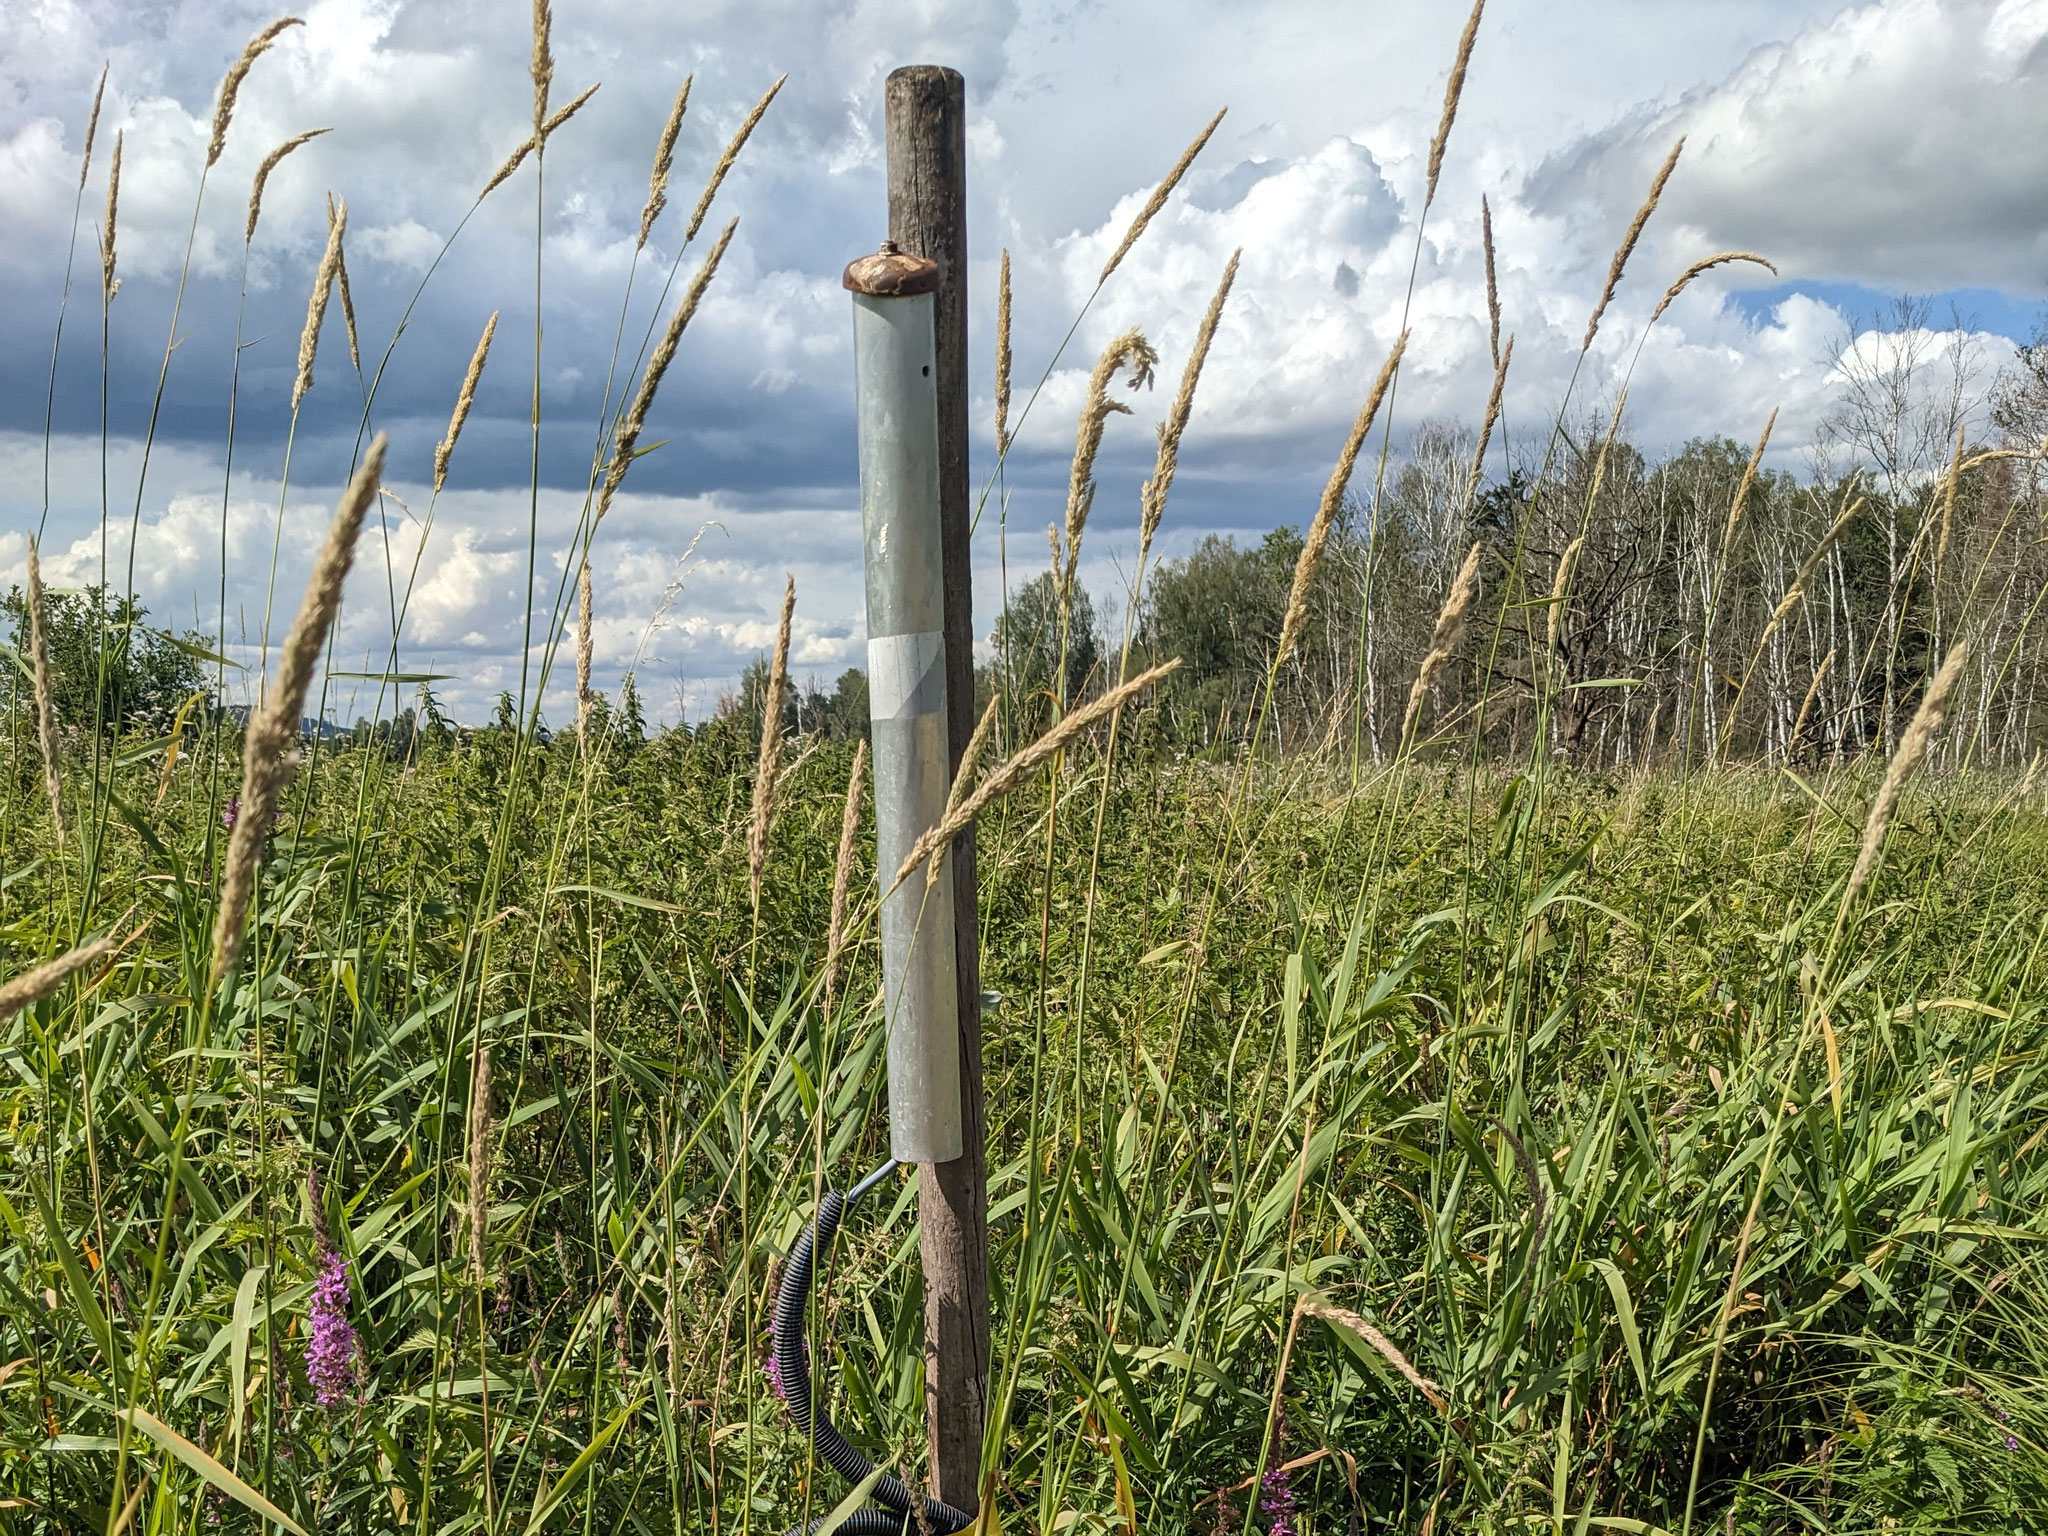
[305,1171,360,1408]
[1258,1462,1298,1536]
[306,1247,359,1407]
[764,1324,806,1406]
[222,795,284,833]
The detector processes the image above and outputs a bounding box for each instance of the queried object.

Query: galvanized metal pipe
[847,244,962,1165]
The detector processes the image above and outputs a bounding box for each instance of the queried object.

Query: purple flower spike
[2008,1434,2022,1453]
[1259,1462,1298,1536]
[305,1248,360,1408]
[222,796,283,834]
[764,1325,807,1406]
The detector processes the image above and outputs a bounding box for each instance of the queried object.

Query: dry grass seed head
[481,135,537,200]
[1100,107,1226,284]
[947,694,1003,824]
[1482,194,1501,367]
[1718,409,1777,555]
[81,64,108,190]
[436,311,499,493]
[1843,640,1969,912]
[292,195,346,410]
[209,17,302,170]
[1465,332,1513,508]
[1580,387,1633,517]
[101,131,123,299]
[246,128,328,244]
[1766,499,1862,641]
[1141,250,1239,562]
[468,1042,494,1278]
[747,574,796,905]
[25,538,67,842]
[927,694,1005,889]
[1649,251,1777,325]
[531,0,554,133]
[1276,329,1410,667]
[893,659,1180,892]
[306,1166,333,1253]
[639,75,694,248]
[210,435,388,980]
[1959,443,2048,474]
[328,193,360,369]
[925,692,1003,897]
[687,76,784,244]
[0,936,117,1024]
[1425,0,1486,209]
[1725,500,1863,737]
[1063,329,1159,588]
[576,558,595,747]
[1403,540,1484,741]
[995,249,1013,455]
[823,738,868,1011]
[1582,137,1684,352]
[1791,649,1835,750]
[600,218,737,520]
[1546,534,1583,654]
[541,82,600,141]
[1431,541,1486,655]
[1297,1300,1449,1414]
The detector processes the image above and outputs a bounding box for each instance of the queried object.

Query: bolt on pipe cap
[844,240,944,297]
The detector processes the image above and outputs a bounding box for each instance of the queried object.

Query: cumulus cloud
[0,441,875,726]
[1533,0,2048,294]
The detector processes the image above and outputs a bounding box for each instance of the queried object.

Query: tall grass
[8,714,2046,1532]
[4,10,2046,1536]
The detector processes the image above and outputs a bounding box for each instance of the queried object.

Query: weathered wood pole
[884,63,988,1515]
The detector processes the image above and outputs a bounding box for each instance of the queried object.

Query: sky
[2,0,2045,724]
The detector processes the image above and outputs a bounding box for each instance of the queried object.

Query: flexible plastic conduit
[772,1160,974,1536]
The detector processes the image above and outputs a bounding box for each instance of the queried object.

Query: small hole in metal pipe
[922,365,930,376]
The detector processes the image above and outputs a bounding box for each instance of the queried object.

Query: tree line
[16,305,2048,773]
[947,305,2048,771]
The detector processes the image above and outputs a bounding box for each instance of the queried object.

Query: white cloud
[359,219,442,270]
[0,430,878,725]
[401,521,523,646]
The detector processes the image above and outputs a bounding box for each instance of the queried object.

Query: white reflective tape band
[867,630,946,720]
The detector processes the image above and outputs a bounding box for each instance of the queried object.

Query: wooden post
[885,63,988,1516]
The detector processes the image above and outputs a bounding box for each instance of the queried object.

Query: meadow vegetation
[5,4,2048,1534]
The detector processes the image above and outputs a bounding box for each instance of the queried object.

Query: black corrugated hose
[772,1159,975,1536]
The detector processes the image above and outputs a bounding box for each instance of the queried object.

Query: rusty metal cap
[843,240,944,297]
